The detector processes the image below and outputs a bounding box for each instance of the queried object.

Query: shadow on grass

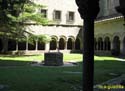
[94,60,125,84]
[77,60,125,84]
[0,59,30,66]
[0,54,41,58]
[1,58,125,90]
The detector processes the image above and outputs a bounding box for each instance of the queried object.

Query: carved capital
[75,0,100,19]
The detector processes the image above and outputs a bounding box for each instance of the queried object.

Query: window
[41,9,47,18]
[67,11,75,22]
[53,10,61,21]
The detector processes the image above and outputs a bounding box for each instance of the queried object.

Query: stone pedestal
[44,52,63,66]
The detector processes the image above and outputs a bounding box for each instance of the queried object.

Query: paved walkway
[30,61,78,67]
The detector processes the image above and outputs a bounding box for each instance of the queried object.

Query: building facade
[0,0,125,56]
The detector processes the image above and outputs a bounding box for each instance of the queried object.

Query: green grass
[0,53,125,91]
[0,53,82,62]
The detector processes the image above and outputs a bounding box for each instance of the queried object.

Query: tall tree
[0,0,49,53]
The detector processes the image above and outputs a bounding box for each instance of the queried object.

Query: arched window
[75,38,80,50]
[38,42,45,50]
[67,38,74,50]
[113,36,120,53]
[98,37,103,50]
[59,38,65,50]
[28,42,35,50]
[104,37,111,51]
[50,38,57,50]
[18,41,26,50]
[8,39,16,51]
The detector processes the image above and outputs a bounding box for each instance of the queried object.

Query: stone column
[56,41,59,52]
[120,40,123,54]
[65,41,67,50]
[16,41,18,51]
[45,42,50,52]
[111,39,114,50]
[104,42,106,51]
[96,41,98,51]
[72,41,75,50]
[75,0,100,91]
[26,37,28,51]
[35,39,38,51]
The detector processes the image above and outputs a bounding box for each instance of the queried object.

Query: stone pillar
[96,41,98,51]
[76,0,99,91]
[72,41,75,50]
[120,40,123,54]
[45,42,50,52]
[16,41,18,51]
[65,41,67,50]
[105,42,108,51]
[56,41,59,52]
[35,39,38,51]
[111,40,114,50]
[103,40,106,51]
[75,0,100,91]
[26,37,28,51]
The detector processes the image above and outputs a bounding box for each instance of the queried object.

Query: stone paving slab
[30,61,78,67]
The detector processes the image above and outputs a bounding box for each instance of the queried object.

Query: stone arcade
[0,0,125,56]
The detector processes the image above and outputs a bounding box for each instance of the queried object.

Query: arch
[59,35,67,41]
[0,38,3,51]
[112,36,120,55]
[103,33,112,40]
[8,39,16,51]
[104,37,111,51]
[50,37,57,50]
[28,42,35,50]
[96,34,104,40]
[97,37,103,50]
[67,38,74,50]
[68,36,75,41]
[50,35,58,41]
[75,38,81,50]
[59,37,66,50]
[18,41,26,50]
[38,41,45,50]
[112,33,121,41]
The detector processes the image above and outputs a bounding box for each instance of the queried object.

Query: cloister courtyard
[0,53,125,91]
[0,0,125,91]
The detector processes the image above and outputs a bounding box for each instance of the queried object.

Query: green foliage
[28,34,51,44]
[0,0,49,41]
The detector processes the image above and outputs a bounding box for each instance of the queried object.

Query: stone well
[44,52,63,66]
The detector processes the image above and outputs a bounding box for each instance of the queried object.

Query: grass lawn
[0,53,125,91]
